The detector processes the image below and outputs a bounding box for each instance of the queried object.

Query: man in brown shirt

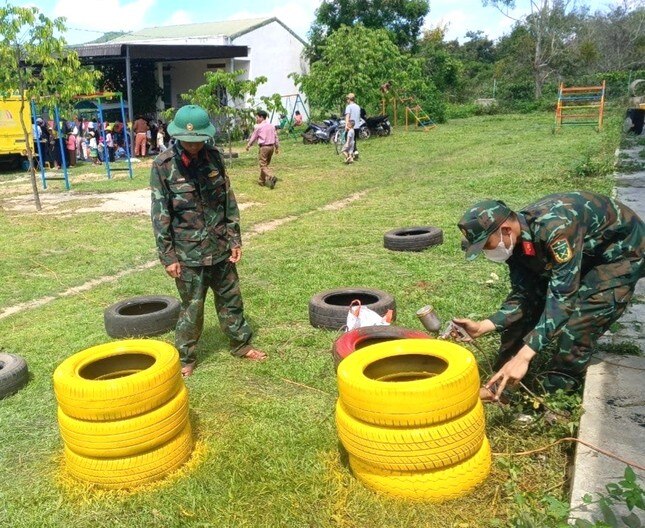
[133,115,149,157]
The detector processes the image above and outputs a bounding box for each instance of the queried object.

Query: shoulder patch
[549,238,573,264]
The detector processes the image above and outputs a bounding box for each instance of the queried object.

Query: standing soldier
[454,191,644,399]
[151,104,267,377]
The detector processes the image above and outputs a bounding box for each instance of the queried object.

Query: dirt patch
[2,188,260,215]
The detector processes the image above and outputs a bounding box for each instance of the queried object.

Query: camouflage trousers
[496,260,640,391]
[174,260,253,366]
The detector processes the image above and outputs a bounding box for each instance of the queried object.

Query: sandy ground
[1,187,260,215]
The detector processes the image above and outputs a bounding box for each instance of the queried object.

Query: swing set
[269,93,309,139]
[32,91,133,190]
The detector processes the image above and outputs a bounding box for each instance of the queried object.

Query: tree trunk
[18,98,42,211]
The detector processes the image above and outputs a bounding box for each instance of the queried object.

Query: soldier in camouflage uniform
[455,191,644,399]
[151,105,267,377]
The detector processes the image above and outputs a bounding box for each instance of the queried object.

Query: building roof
[105,17,306,46]
[73,43,248,62]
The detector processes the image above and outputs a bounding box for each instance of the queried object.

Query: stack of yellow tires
[336,339,491,501]
[53,339,192,489]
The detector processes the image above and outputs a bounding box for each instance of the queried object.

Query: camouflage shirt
[150,143,241,267]
[488,191,644,354]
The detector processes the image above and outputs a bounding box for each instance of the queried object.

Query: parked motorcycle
[302,115,343,144]
[364,114,391,137]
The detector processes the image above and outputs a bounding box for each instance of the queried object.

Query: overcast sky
[28,0,623,45]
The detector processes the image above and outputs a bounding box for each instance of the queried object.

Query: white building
[75,17,309,123]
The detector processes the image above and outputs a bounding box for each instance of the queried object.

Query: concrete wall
[232,21,308,120]
[165,59,230,109]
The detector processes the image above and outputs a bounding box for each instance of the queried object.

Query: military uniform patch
[549,238,573,264]
[208,170,219,179]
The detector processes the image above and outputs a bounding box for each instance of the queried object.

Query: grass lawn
[0,111,620,527]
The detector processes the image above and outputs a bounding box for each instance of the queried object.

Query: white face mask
[483,229,515,263]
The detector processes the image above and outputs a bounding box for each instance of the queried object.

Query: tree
[181,70,284,163]
[483,0,582,98]
[0,5,99,210]
[292,25,444,121]
[418,26,465,100]
[96,61,163,116]
[308,0,429,60]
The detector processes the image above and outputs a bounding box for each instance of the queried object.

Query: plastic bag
[346,299,392,332]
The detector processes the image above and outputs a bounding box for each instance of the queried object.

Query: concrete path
[569,137,645,524]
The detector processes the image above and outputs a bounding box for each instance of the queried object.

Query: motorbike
[363,115,391,137]
[302,115,342,144]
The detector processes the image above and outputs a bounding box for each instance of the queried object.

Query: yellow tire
[58,385,189,458]
[64,422,193,489]
[336,399,485,471]
[53,339,182,421]
[349,437,491,502]
[337,339,479,426]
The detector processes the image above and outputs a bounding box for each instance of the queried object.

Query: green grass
[0,111,621,527]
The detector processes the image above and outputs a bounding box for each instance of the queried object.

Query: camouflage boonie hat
[167,105,216,142]
[457,200,513,261]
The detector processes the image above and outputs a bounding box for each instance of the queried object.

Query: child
[341,120,355,164]
[88,131,101,165]
[157,125,167,152]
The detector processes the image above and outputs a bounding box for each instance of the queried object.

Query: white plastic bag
[346,300,391,331]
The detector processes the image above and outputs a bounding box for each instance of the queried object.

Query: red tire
[332,326,429,369]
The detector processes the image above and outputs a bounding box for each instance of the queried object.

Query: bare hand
[229,247,242,263]
[485,345,536,400]
[165,262,181,278]
[452,318,495,340]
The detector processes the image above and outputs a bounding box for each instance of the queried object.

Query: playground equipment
[74,92,133,180]
[381,91,437,132]
[270,93,309,139]
[31,92,133,190]
[555,81,606,131]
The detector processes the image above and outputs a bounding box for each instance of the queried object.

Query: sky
[27,0,623,46]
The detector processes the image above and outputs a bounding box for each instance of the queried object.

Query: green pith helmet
[457,199,513,261]
[167,105,216,142]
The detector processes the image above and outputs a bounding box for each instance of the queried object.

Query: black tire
[384,226,443,252]
[309,288,396,330]
[333,130,342,155]
[104,295,181,338]
[359,127,371,140]
[0,353,29,399]
[461,238,469,251]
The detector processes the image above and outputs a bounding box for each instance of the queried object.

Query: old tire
[384,226,443,252]
[64,421,193,489]
[349,437,491,502]
[104,295,180,338]
[337,339,480,426]
[0,353,29,399]
[53,339,182,421]
[337,399,485,471]
[332,326,428,369]
[309,288,396,330]
[58,385,189,458]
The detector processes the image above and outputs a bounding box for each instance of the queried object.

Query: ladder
[399,96,437,131]
[381,93,437,132]
[555,81,606,131]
